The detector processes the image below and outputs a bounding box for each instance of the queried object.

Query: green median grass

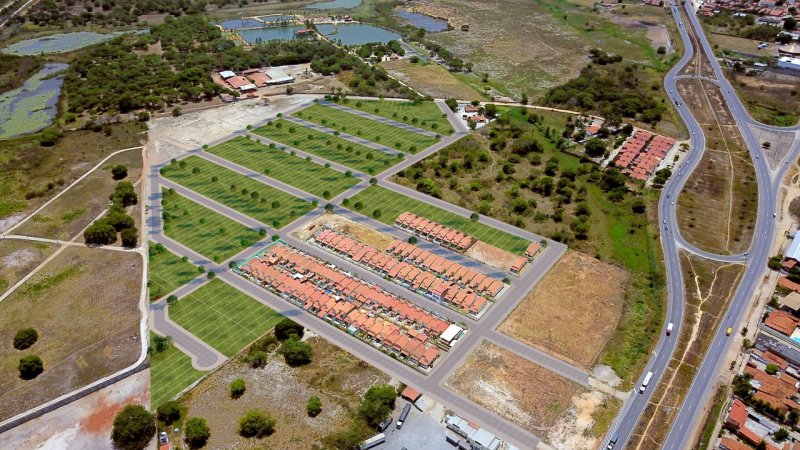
[160,155,313,229]
[253,119,401,175]
[295,103,439,153]
[168,279,283,357]
[330,98,454,135]
[344,185,531,255]
[161,189,262,263]
[149,332,207,408]
[206,136,359,199]
[148,241,199,301]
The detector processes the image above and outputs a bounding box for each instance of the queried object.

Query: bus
[359,433,386,450]
[397,403,412,429]
[640,371,654,393]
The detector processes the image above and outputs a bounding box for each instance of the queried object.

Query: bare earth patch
[294,212,396,251]
[498,250,627,368]
[445,341,586,433]
[465,241,518,272]
[0,241,56,295]
[549,390,621,450]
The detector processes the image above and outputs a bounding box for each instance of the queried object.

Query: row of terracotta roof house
[238,241,462,370]
[613,130,675,181]
[312,229,505,318]
[395,212,476,252]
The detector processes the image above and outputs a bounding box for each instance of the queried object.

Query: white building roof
[778,56,800,67]
[265,67,294,83]
[786,232,800,261]
[440,324,462,343]
[471,428,500,450]
[238,83,257,91]
[219,70,236,79]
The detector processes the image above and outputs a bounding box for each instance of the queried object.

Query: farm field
[295,103,438,153]
[147,242,200,301]
[499,250,627,369]
[149,332,207,409]
[328,98,454,135]
[445,341,587,431]
[161,189,262,263]
[380,60,484,102]
[16,149,143,240]
[206,136,359,199]
[160,155,314,228]
[0,240,55,295]
[168,279,283,357]
[343,185,531,255]
[0,247,142,422]
[252,119,399,175]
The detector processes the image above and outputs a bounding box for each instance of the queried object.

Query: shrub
[275,318,304,341]
[231,378,246,398]
[156,400,181,425]
[13,328,38,350]
[84,219,117,245]
[238,410,275,438]
[281,338,312,366]
[184,417,210,449]
[18,354,44,379]
[307,396,323,417]
[121,227,138,247]
[112,164,128,180]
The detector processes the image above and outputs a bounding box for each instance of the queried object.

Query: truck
[397,403,412,429]
[640,371,654,393]
[666,322,674,336]
[359,433,386,450]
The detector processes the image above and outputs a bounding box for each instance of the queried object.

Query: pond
[305,0,361,10]
[0,63,68,140]
[216,18,264,30]
[396,10,448,32]
[1,31,133,55]
[258,15,296,23]
[238,26,306,44]
[316,23,400,46]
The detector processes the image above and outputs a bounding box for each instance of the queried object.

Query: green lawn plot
[345,185,531,255]
[149,332,207,408]
[206,136,358,199]
[252,120,400,175]
[294,104,439,154]
[168,279,283,357]
[330,99,454,135]
[160,155,313,228]
[161,189,262,263]
[148,242,200,301]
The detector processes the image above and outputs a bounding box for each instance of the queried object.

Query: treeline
[20,0,229,28]
[84,178,139,247]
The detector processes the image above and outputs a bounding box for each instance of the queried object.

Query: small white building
[219,70,236,79]
[439,324,464,347]
[265,68,295,85]
[777,56,800,72]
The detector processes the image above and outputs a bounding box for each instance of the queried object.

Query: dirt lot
[466,241,518,273]
[549,389,622,450]
[294,212,396,251]
[0,240,55,295]
[177,336,389,449]
[498,250,627,368]
[629,253,743,447]
[730,69,800,127]
[381,60,483,101]
[676,79,757,255]
[446,341,587,433]
[0,247,143,422]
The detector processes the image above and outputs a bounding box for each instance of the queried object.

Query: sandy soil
[445,341,586,433]
[178,337,390,449]
[294,213,396,251]
[0,241,56,295]
[548,390,621,450]
[498,250,627,368]
[0,370,150,450]
[466,241,518,272]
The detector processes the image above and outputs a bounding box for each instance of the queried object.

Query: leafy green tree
[151,335,171,353]
[238,410,276,438]
[307,395,322,417]
[111,182,138,207]
[108,211,135,231]
[111,404,156,450]
[18,354,44,379]
[444,98,458,112]
[584,138,607,158]
[231,378,246,398]
[357,384,397,426]
[156,400,181,425]
[274,318,304,341]
[184,417,210,448]
[112,165,128,180]
[84,219,118,245]
[282,338,312,366]
[13,328,38,350]
[121,227,138,248]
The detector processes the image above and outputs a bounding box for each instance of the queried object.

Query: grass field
[168,279,283,357]
[295,103,439,153]
[161,189,262,263]
[380,60,484,101]
[160,155,313,228]
[206,136,359,199]
[344,185,530,255]
[252,119,399,174]
[148,242,200,301]
[149,332,207,408]
[330,98,455,135]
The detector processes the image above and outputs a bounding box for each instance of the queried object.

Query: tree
[231,378,246,398]
[408,236,418,244]
[765,363,779,375]
[152,335,171,353]
[238,410,275,438]
[584,138,607,157]
[184,417,210,449]
[111,404,155,450]
[274,318,304,341]
[108,211,135,231]
[358,384,396,426]
[307,395,322,417]
[18,354,44,379]
[520,92,528,105]
[13,327,38,350]
[166,295,178,305]
[657,46,666,54]
[111,182,138,207]
[444,97,458,112]
[112,164,128,180]
[172,107,182,117]
[39,128,62,147]
[156,400,181,425]
[774,428,789,441]
[631,199,646,214]
[484,103,498,117]
[784,17,797,31]
[84,219,118,245]
[282,338,312,366]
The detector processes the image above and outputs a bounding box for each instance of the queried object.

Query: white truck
[640,371,654,393]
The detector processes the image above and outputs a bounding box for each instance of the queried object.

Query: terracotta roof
[765,310,799,336]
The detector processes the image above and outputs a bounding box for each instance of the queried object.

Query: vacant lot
[676,79,757,255]
[161,189,262,263]
[161,155,313,228]
[333,98,454,135]
[169,279,283,357]
[206,136,359,199]
[178,337,390,449]
[344,185,531,255]
[16,149,143,240]
[446,341,586,431]
[252,119,399,175]
[0,247,142,422]
[0,240,55,295]
[499,251,627,368]
[293,212,396,251]
[296,104,439,153]
[380,60,484,101]
[150,332,207,409]
[730,70,800,127]
[147,242,199,301]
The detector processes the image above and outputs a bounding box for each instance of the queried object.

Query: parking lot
[377,400,453,450]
